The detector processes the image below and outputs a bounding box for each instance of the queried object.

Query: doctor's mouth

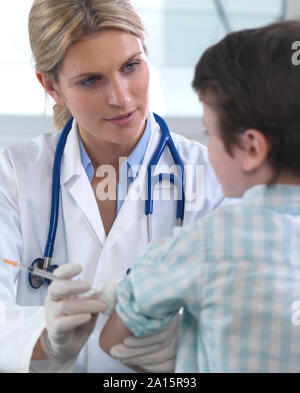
[104,109,137,126]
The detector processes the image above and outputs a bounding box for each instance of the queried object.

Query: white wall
[0,115,55,147]
[286,0,300,18]
[0,0,292,148]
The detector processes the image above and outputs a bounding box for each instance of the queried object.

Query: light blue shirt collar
[126,116,151,179]
[78,113,151,212]
[78,135,94,184]
[242,184,300,215]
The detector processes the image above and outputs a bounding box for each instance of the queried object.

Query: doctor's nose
[107,79,131,108]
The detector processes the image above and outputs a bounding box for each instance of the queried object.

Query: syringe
[3,259,61,282]
[2,259,98,297]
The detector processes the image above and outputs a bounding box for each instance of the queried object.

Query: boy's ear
[242,129,271,172]
[35,70,65,106]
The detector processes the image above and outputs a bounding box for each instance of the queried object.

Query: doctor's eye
[122,60,141,73]
[79,75,103,87]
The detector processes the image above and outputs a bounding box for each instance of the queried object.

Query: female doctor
[0,0,225,373]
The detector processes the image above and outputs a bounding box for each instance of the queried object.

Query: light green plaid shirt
[116,185,300,372]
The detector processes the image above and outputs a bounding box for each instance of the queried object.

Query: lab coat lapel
[60,120,106,248]
[103,113,171,252]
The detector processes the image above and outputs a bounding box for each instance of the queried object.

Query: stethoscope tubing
[146,113,185,222]
[29,113,185,287]
[44,117,74,265]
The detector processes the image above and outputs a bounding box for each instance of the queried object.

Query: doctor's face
[52,29,150,147]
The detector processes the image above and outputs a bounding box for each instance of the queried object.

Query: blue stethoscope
[29,113,185,289]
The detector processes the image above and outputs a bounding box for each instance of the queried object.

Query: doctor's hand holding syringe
[3,259,178,372]
[4,260,107,371]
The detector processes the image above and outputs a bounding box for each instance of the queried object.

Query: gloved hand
[110,312,182,373]
[98,280,120,316]
[40,263,107,372]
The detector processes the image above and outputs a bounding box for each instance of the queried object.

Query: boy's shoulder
[179,200,259,257]
[192,200,251,231]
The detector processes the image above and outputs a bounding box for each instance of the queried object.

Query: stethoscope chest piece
[28,258,58,289]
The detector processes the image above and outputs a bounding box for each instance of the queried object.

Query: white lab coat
[0,113,225,373]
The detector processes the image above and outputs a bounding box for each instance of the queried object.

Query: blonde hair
[29,0,147,130]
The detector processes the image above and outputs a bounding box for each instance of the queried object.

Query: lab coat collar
[59,114,175,186]
[102,112,171,252]
[60,118,82,186]
[58,114,177,251]
[60,118,106,246]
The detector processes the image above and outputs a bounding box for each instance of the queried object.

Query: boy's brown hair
[193,21,300,180]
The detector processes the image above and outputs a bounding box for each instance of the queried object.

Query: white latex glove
[110,312,182,373]
[40,263,107,372]
[98,280,120,316]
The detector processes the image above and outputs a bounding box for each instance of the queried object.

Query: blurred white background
[0,0,297,146]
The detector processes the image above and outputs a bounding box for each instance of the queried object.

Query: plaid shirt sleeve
[115,186,300,373]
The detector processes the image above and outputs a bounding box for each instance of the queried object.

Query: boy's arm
[99,311,133,355]
[100,311,145,373]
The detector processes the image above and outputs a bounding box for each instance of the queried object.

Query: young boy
[99,20,300,373]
